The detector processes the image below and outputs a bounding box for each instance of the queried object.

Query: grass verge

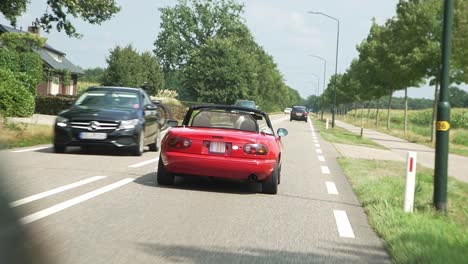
[339,158,468,264]
[0,122,53,149]
[338,113,468,157]
[311,116,386,149]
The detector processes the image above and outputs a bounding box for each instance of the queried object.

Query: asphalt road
[0,115,390,264]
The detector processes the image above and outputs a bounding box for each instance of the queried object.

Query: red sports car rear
[157,105,288,194]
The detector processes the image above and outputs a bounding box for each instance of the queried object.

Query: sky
[1,0,465,99]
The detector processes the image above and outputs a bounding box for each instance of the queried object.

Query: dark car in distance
[54,86,161,156]
[290,106,308,122]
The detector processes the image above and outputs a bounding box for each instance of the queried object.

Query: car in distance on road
[234,99,257,109]
[54,86,161,156]
[290,106,308,122]
[283,107,292,114]
[157,105,288,194]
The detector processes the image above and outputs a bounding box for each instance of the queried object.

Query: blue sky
[1,0,464,99]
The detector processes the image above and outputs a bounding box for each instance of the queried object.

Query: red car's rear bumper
[162,152,276,180]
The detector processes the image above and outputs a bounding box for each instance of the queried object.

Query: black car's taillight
[243,143,268,155]
[167,137,191,148]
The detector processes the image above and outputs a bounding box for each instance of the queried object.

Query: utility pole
[434,0,453,212]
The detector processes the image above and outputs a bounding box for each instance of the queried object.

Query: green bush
[35,95,76,115]
[0,68,35,117]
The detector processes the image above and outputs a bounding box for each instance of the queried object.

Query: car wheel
[132,131,144,156]
[290,118,292,121]
[262,163,279,194]
[157,157,174,185]
[54,143,66,153]
[148,133,159,152]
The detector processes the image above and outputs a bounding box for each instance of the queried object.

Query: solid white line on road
[315,144,320,148]
[326,181,339,195]
[333,210,355,238]
[129,158,159,168]
[20,178,135,225]
[318,155,325,162]
[10,176,106,208]
[316,149,322,154]
[321,166,330,174]
[11,145,52,153]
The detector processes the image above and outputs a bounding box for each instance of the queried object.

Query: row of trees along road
[153,0,303,111]
[318,0,467,141]
[87,0,304,111]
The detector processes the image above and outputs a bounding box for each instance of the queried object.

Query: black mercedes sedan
[54,86,161,156]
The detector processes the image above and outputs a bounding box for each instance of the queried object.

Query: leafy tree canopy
[154,0,246,71]
[0,0,120,37]
[102,45,164,95]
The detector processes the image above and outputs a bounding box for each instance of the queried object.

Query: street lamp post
[309,54,327,94]
[308,11,340,128]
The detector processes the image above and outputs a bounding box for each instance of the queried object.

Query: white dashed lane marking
[128,158,159,168]
[316,149,322,154]
[318,155,325,162]
[314,144,320,148]
[10,176,107,207]
[325,181,339,195]
[20,178,135,225]
[333,210,355,238]
[321,166,330,174]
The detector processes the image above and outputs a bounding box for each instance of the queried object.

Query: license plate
[296,113,302,116]
[80,132,107,140]
[209,141,226,153]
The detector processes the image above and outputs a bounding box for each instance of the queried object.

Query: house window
[68,80,74,95]
[50,77,60,95]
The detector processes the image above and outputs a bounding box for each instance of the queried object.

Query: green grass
[311,117,386,149]
[338,111,468,157]
[0,122,53,149]
[339,158,468,264]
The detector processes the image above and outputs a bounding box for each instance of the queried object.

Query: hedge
[35,95,76,115]
[0,68,35,117]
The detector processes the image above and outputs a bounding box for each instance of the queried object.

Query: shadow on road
[36,146,151,156]
[136,241,390,263]
[134,172,260,195]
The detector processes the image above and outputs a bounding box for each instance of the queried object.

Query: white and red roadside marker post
[404,151,418,213]
[325,118,329,130]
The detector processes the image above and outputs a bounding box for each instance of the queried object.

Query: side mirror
[277,128,288,137]
[167,119,179,127]
[146,105,158,111]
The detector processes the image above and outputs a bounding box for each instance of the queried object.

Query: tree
[182,37,256,104]
[102,45,164,96]
[102,45,145,88]
[154,0,246,71]
[449,86,468,108]
[80,67,105,83]
[0,0,120,37]
[140,51,165,96]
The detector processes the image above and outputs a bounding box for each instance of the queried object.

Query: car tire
[157,157,174,185]
[148,133,159,152]
[262,163,279,194]
[54,143,66,153]
[132,131,144,156]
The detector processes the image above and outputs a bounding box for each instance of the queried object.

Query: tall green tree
[182,37,256,104]
[140,51,165,95]
[0,0,120,37]
[102,45,144,88]
[154,0,246,71]
[80,67,105,83]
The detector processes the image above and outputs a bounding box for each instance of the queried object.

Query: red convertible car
[157,105,288,194]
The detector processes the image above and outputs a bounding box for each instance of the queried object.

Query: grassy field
[332,108,468,157]
[311,116,386,149]
[339,158,468,264]
[0,121,52,149]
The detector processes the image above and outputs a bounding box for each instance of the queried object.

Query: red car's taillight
[167,137,191,148]
[243,144,268,155]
